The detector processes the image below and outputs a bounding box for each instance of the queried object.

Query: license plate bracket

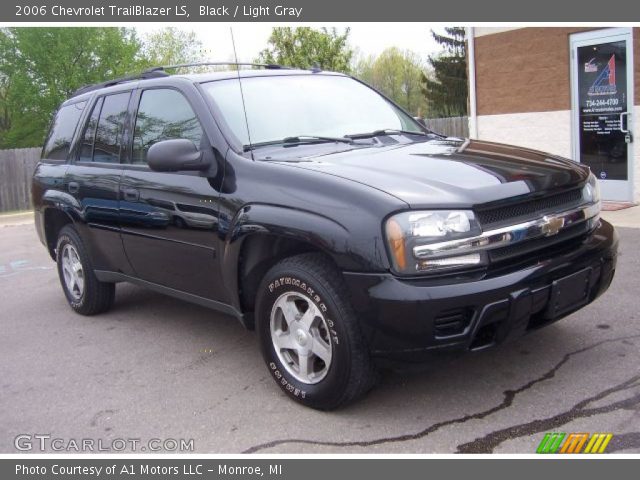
[545,268,592,319]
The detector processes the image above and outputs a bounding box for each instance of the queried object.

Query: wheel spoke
[75,273,84,294]
[298,304,317,331]
[279,298,299,326]
[62,264,72,280]
[272,331,296,351]
[311,336,332,364]
[298,352,312,379]
[70,276,78,293]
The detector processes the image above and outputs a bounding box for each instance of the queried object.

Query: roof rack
[144,61,290,74]
[71,62,290,98]
[72,70,169,98]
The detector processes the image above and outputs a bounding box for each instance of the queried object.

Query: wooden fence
[0,148,41,213]
[423,116,469,138]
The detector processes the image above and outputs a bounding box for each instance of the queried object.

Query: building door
[571,28,634,202]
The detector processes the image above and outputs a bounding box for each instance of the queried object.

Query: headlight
[582,173,602,230]
[583,173,601,206]
[385,210,484,274]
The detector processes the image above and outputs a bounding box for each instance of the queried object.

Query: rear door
[33,100,88,247]
[65,91,132,273]
[118,86,226,301]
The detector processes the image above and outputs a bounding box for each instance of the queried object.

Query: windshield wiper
[284,135,355,145]
[244,135,354,151]
[346,129,441,139]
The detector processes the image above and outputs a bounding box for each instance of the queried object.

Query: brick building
[467,27,639,202]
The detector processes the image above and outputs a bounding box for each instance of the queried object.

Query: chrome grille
[489,221,590,264]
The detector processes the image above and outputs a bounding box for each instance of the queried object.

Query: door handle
[620,112,630,133]
[122,187,140,202]
[68,181,80,194]
[620,112,633,143]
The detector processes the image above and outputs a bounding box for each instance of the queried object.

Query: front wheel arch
[237,234,340,328]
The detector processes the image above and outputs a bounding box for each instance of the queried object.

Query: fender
[219,202,389,313]
[39,189,120,269]
[42,189,83,221]
[41,188,89,236]
[37,190,83,256]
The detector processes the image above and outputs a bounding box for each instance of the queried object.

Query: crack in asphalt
[243,334,640,453]
[457,375,640,453]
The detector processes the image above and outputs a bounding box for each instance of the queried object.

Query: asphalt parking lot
[1,217,639,454]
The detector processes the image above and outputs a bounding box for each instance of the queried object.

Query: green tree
[0,27,203,148]
[138,27,203,68]
[0,27,142,147]
[0,75,9,136]
[257,27,353,73]
[355,48,427,116]
[421,27,468,118]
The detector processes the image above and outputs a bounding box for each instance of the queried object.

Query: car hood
[264,138,590,208]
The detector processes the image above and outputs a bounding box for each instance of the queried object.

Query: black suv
[33,65,618,410]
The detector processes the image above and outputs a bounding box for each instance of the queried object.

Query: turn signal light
[385,218,406,271]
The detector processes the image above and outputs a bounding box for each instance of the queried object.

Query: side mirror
[147,139,210,172]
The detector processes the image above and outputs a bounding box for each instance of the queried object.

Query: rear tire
[56,225,115,315]
[255,253,377,410]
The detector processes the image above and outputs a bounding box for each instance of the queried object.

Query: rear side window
[79,92,130,163]
[42,101,87,160]
[78,97,103,162]
[132,89,203,164]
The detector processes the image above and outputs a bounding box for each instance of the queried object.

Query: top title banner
[2,0,640,22]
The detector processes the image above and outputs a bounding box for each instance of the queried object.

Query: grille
[489,221,590,264]
[433,308,473,338]
[476,188,583,227]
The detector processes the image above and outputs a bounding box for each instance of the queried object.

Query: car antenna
[230,27,255,160]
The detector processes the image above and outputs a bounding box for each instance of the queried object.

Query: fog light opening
[417,253,482,272]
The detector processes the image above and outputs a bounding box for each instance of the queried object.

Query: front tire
[256,253,376,410]
[56,225,115,315]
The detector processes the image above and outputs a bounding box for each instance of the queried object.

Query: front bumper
[344,219,618,361]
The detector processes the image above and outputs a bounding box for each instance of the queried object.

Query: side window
[91,92,130,164]
[132,89,203,164]
[42,101,87,160]
[78,97,103,162]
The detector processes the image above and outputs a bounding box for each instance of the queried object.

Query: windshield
[201,74,422,148]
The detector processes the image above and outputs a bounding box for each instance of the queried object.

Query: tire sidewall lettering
[269,362,306,398]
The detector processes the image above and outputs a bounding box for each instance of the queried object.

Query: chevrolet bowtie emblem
[541,216,565,236]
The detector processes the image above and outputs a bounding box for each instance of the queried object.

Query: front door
[571,28,634,202]
[119,87,226,302]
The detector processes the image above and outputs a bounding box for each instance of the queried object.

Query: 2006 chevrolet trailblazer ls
[33,64,618,409]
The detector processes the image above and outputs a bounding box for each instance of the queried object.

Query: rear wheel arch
[43,207,74,260]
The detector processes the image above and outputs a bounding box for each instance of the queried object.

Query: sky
[134,24,443,64]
